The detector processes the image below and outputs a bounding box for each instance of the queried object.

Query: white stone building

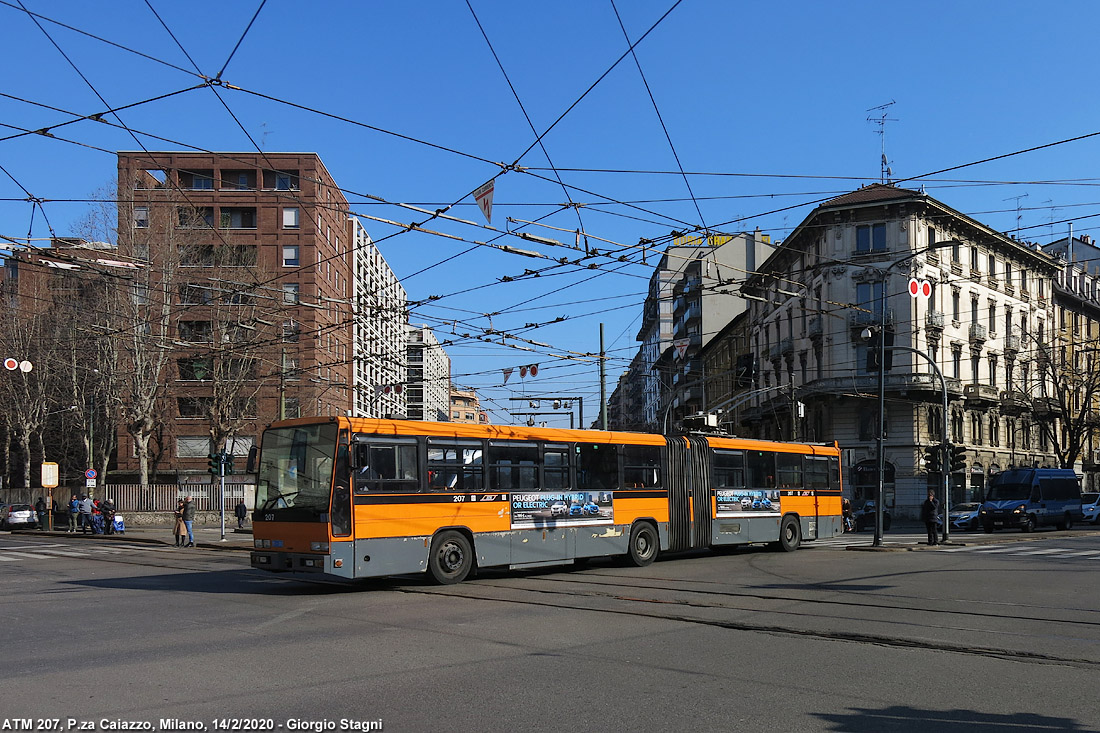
[407,324,451,422]
[742,184,1062,519]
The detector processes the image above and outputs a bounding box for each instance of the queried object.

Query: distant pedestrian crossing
[0,541,186,563]
[808,533,1100,561]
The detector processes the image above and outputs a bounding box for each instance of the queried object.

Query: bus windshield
[255,422,339,515]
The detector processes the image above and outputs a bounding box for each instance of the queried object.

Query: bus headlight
[310,541,330,552]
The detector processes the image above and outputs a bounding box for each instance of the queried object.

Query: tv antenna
[1003,192,1029,237]
[1043,198,1061,241]
[866,101,897,184]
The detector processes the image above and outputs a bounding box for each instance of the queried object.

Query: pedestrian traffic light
[923,444,942,473]
[949,443,967,473]
[208,453,221,476]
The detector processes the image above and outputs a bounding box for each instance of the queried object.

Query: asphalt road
[1,528,1098,732]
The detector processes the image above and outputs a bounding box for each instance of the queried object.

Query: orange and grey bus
[248,416,844,584]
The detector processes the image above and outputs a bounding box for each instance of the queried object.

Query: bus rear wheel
[627,522,658,567]
[777,515,802,552]
[429,530,473,584]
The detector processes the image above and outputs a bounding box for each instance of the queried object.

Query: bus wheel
[429,531,473,584]
[778,515,802,552]
[627,523,658,567]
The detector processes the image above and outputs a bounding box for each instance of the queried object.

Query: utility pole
[599,323,607,430]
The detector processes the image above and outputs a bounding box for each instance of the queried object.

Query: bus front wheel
[429,530,474,584]
[627,522,658,567]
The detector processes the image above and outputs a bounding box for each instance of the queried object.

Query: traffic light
[949,443,967,473]
[865,327,895,372]
[224,453,235,475]
[923,444,942,473]
[208,453,222,476]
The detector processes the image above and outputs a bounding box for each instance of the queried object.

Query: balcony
[964,383,998,405]
[1000,390,1030,416]
[925,310,945,336]
[808,315,823,341]
[1032,396,1059,417]
[968,323,987,345]
[848,309,894,333]
[1004,333,1021,354]
[780,337,793,356]
[969,268,983,283]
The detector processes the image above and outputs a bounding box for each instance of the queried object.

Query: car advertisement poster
[511,491,614,529]
[715,489,781,517]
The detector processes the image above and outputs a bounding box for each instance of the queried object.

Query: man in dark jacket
[921,489,939,546]
[234,499,248,529]
[35,497,47,530]
[182,496,196,547]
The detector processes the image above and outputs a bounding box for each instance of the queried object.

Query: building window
[952,240,961,263]
[282,245,300,266]
[180,169,214,190]
[264,169,300,190]
[989,355,998,386]
[177,320,212,342]
[177,358,212,381]
[283,397,300,419]
[282,207,299,229]
[177,396,212,418]
[178,207,214,228]
[989,303,997,333]
[133,206,149,228]
[988,253,996,278]
[971,354,980,385]
[283,283,300,304]
[972,413,983,445]
[177,436,212,458]
[970,246,980,271]
[856,223,886,252]
[952,290,960,321]
[219,207,256,229]
[282,320,300,343]
[952,348,962,380]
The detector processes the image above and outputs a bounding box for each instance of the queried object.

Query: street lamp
[861,241,954,547]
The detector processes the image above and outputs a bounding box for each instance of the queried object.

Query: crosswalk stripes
[0,541,182,564]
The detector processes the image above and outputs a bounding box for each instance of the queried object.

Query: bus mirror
[246,445,258,474]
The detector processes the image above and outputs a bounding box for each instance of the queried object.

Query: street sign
[85,468,97,479]
[42,462,59,488]
[473,179,494,224]
[908,278,931,299]
[3,357,16,370]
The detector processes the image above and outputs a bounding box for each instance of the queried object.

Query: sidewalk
[18,521,254,551]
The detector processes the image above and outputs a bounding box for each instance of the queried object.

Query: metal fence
[99,483,255,512]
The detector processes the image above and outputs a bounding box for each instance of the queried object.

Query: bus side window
[354,443,419,493]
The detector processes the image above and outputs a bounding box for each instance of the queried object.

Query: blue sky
[3,1,1099,425]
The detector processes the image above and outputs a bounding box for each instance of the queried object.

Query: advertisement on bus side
[510,491,614,529]
[715,489,782,517]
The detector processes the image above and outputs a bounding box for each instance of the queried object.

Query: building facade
[406,325,450,422]
[741,184,1063,518]
[116,151,355,481]
[449,387,487,424]
[350,216,408,418]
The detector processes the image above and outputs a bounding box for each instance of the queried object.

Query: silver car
[2,503,38,530]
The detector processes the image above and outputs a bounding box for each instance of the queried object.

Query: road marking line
[1013,548,1070,555]
[0,551,57,559]
[964,546,1024,553]
[29,549,87,557]
[1056,550,1100,557]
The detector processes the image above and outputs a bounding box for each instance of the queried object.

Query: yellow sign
[41,461,59,489]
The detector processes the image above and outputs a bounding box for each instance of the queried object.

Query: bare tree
[1028,333,1100,469]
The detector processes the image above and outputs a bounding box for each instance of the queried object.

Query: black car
[852,501,892,532]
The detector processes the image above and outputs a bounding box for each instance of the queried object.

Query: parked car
[852,501,892,532]
[1082,492,1100,525]
[949,502,981,531]
[2,503,38,530]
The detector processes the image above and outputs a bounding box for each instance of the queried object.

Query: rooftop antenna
[1043,198,1061,242]
[1003,192,1029,237]
[866,100,897,184]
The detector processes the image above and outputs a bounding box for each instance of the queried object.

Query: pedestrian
[921,489,939,546]
[234,499,248,529]
[182,495,196,547]
[173,500,187,547]
[68,495,79,533]
[79,495,93,534]
[35,497,47,530]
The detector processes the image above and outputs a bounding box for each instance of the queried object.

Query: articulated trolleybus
[249,416,844,584]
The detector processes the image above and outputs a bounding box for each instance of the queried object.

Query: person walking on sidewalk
[235,499,248,529]
[182,496,196,547]
[35,497,47,530]
[68,495,79,533]
[173,500,188,547]
[921,489,940,546]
